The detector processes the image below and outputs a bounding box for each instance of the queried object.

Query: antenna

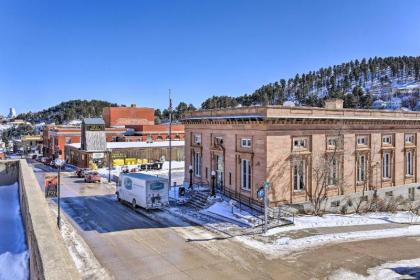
[168,89,172,191]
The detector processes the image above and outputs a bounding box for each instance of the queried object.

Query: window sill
[240,188,251,192]
[405,175,414,178]
[293,190,306,194]
[382,178,392,182]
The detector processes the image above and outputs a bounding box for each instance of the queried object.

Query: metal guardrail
[219,187,295,225]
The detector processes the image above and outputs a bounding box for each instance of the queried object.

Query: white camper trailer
[116,173,169,210]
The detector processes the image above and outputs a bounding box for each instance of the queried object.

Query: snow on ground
[237,224,420,258]
[0,183,29,280]
[265,212,419,236]
[97,161,184,178]
[329,258,420,280]
[202,200,258,226]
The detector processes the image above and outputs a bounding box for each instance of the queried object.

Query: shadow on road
[60,194,185,233]
[390,266,420,279]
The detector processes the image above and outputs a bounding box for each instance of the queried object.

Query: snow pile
[266,212,419,236]
[238,224,420,257]
[203,200,257,226]
[329,258,420,280]
[0,183,29,280]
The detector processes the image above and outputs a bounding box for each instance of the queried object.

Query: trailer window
[150,182,164,191]
[124,178,133,190]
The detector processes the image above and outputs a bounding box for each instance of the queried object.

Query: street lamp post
[211,170,216,197]
[54,159,65,229]
[108,149,112,183]
[188,165,193,191]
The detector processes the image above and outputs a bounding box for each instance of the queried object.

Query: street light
[211,170,216,197]
[188,165,193,191]
[54,158,65,229]
[107,149,113,183]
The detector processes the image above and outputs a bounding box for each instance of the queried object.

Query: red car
[84,172,102,183]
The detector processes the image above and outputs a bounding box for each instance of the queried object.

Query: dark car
[75,168,89,178]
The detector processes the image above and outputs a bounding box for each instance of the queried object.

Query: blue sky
[0,0,419,115]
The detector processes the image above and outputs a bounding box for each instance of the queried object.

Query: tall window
[241,159,251,190]
[383,152,391,179]
[328,157,340,185]
[357,154,366,182]
[293,160,305,191]
[406,150,414,176]
[193,152,201,177]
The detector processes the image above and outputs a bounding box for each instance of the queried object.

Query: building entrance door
[215,155,224,190]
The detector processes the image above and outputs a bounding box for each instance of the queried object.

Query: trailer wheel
[132,199,136,209]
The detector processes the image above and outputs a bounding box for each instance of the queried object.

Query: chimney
[324,99,344,110]
[131,104,137,108]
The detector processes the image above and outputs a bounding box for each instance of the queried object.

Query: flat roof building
[182,99,420,208]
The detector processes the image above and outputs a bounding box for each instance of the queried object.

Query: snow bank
[329,258,420,280]
[203,200,257,226]
[266,212,419,236]
[237,225,420,257]
[0,183,29,280]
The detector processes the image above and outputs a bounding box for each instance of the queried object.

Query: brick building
[43,125,126,159]
[102,105,155,127]
[182,99,420,207]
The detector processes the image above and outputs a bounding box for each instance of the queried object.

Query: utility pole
[168,89,172,190]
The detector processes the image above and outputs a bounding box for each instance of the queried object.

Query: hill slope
[202,56,420,110]
[17,99,119,124]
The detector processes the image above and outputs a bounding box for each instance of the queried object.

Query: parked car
[75,168,89,178]
[84,172,102,183]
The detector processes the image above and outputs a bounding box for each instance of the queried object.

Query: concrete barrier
[0,160,79,280]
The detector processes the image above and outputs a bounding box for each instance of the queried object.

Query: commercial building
[43,125,126,159]
[182,99,420,207]
[44,105,185,159]
[64,118,184,168]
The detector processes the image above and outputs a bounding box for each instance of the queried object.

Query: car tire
[116,193,121,202]
[84,179,87,182]
[132,199,136,209]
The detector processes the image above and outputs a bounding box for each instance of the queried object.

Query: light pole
[107,149,112,183]
[211,170,216,197]
[54,159,65,229]
[188,165,193,191]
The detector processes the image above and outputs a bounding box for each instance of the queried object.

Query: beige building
[183,99,420,206]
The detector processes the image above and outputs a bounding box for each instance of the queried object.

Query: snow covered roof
[82,118,105,125]
[66,140,184,150]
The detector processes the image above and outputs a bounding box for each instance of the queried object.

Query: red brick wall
[103,107,155,127]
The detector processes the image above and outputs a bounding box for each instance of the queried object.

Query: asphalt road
[30,161,420,279]
[31,162,264,279]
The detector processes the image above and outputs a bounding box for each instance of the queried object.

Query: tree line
[201,56,420,110]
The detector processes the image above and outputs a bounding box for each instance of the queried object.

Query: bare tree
[302,130,346,215]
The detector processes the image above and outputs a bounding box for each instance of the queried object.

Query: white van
[116,173,169,210]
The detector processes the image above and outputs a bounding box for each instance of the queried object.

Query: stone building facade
[183,99,420,206]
